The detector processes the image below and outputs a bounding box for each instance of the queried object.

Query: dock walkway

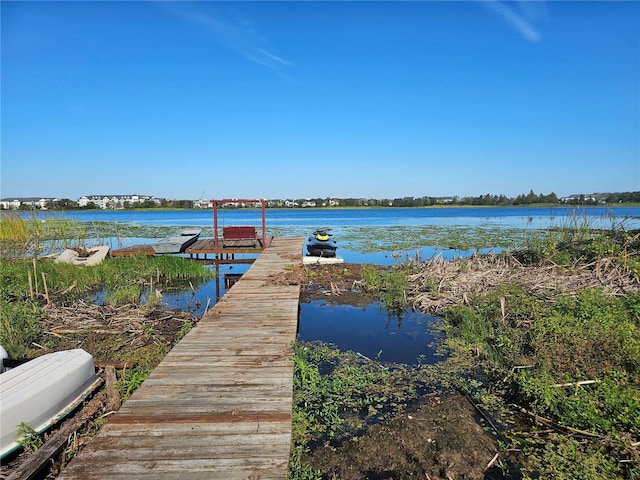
[59,237,305,480]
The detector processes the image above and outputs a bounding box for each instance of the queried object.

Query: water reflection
[139,249,448,366]
[298,300,444,365]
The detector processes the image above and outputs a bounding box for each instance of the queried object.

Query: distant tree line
[291,191,640,208]
[160,199,194,209]
[5,191,639,211]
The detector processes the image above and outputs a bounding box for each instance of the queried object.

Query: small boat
[0,348,99,459]
[306,229,338,257]
[152,228,202,254]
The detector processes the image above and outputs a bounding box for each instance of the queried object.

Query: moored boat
[0,349,99,459]
[152,228,202,254]
[306,229,338,257]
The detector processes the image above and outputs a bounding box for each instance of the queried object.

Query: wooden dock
[59,237,305,480]
[111,235,275,260]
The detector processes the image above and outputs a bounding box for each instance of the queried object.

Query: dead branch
[552,380,599,388]
[511,404,605,439]
[483,452,500,473]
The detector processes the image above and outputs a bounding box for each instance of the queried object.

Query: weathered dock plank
[59,237,304,480]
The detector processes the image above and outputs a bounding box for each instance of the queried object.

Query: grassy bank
[420,222,639,478]
[0,255,214,358]
[0,213,215,357]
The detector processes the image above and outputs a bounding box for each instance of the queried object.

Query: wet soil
[309,393,498,480]
[276,262,380,307]
[292,263,502,479]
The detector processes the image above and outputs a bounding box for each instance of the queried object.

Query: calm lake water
[27,205,640,364]
[34,205,640,230]
[29,205,640,263]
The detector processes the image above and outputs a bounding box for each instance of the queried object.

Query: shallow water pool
[297,300,445,365]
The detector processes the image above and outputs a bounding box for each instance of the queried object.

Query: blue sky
[1,1,638,201]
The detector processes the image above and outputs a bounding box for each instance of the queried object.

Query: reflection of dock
[59,237,304,480]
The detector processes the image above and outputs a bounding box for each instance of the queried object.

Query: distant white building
[0,197,57,210]
[0,198,22,210]
[194,199,213,208]
[77,194,161,209]
[560,193,608,204]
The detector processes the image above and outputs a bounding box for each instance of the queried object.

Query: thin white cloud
[256,48,292,67]
[479,0,542,43]
[156,2,292,74]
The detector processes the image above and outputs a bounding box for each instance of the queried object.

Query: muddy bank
[294,262,503,479]
[309,393,498,480]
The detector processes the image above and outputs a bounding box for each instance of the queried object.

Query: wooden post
[105,365,121,412]
[41,272,50,305]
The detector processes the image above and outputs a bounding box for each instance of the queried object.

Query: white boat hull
[0,349,98,458]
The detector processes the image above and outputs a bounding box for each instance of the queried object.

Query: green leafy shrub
[17,422,43,453]
[359,264,414,312]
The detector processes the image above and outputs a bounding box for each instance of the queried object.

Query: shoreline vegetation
[1,212,639,479]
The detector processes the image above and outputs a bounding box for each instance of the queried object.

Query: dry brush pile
[406,252,640,315]
[33,300,198,362]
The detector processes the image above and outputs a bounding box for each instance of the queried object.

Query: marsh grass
[516,211,640,279]
[360,264,417,313]
[0,212,89,257]
[0,254,214,356]
[0,299,43,357]
[105,284,142,306]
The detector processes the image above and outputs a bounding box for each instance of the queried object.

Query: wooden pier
[59,237,305,480]
[110,235,275,260]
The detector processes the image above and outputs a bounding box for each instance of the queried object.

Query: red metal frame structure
[212,199,267,251]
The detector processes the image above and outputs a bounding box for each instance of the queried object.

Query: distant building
[0,197,58,210]
[194,199,213,208]
[77,194,161,209]
[560,193,608,204]
[0,198,22,210]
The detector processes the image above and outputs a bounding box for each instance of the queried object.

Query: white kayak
[0,348,99,458]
